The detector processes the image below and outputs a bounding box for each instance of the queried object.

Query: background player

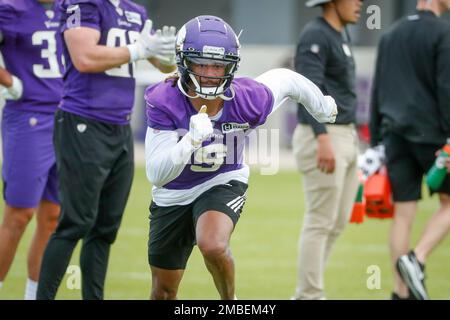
[36,0,176,300]
[0,0,63,300]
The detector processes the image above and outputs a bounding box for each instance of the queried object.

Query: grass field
[0,167,449,300]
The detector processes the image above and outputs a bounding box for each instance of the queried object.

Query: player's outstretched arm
[255,68,337,123]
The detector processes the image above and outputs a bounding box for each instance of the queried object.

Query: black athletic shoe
[396,251,429,300]
[391,290,416,300]
[391,292,406,300]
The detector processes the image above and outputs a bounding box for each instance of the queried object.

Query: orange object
[350,202,365,223]
[443,144,450,155]
[350,181,365,224]
[364,166,394,219]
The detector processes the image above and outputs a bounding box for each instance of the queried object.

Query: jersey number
[105,28,139,78]
[190,144,227,173]
[32,31,62,78]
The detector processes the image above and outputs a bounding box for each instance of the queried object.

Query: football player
[36,0,176,300]
[0,0,63,300]
[145,15,337,300]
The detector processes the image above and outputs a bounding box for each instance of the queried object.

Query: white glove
[155,25,177,66]
[0,75,23,100]
[307,95,337,123]
[188,105,213,147]
[127,20,176,63]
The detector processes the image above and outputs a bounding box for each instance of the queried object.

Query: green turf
[0,167,449,300]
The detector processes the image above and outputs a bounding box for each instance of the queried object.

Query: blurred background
[129,0,450,152]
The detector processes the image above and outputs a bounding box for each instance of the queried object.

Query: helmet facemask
[178,55,239,100]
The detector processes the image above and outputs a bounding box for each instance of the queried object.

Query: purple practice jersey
[0,0,63,113]
[58,0,148,124]
[145,77,274,190]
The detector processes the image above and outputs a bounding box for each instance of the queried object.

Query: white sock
[24,278,38,300]
[0,281,3,289]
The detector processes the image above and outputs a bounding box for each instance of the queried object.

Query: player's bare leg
[0,205,34,281]
[390,201,417,298]
[150,266,184,300]
[27,200,60,282]
[414,193,450,263]
[196,211,235,300]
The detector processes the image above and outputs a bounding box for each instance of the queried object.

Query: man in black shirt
[370,0,450,300]
[292,0,362,300]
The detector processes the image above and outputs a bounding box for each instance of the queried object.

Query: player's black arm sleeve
[369,39,384,147]
[437,32,450,137]
[295,32,328,136]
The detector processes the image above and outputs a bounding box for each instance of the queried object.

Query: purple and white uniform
[58,0,148,124]
[145,69,335,206]
[0,0,63,208]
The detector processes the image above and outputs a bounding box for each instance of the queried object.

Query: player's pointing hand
[188,105,213,147]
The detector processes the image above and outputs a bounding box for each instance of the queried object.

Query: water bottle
[426,138,450,191]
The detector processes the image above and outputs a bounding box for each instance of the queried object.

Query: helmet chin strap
[177,79,199,99]
[219,86,235,101]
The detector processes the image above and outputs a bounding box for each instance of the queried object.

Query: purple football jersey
[145,77,274,190]
[58,0,148,124]
[0,0,63,113]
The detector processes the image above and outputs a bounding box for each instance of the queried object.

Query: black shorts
[53,109,134,241]
[384,132,450,201]
[148,180,248,270]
